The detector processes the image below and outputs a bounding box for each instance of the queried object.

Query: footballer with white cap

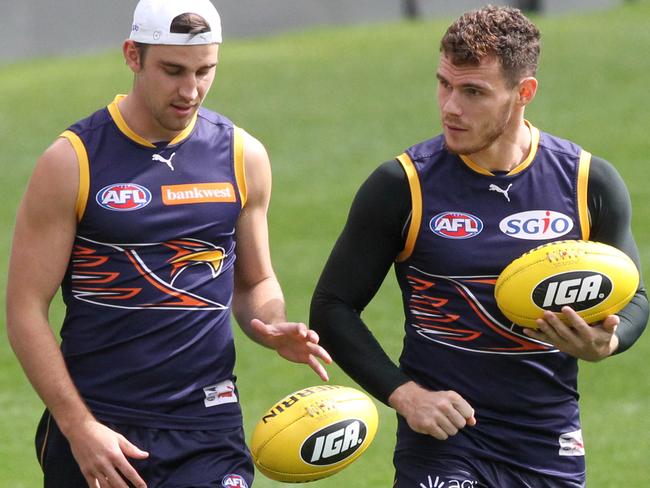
[6,1,331,487]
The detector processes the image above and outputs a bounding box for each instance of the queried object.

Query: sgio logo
[430,212,483,239]
[500,210,573,240]
[301,419,367,466]
[532,271,612,312]
[96,183,151,211]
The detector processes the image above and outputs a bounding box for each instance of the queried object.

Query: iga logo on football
[500,210,573,240]
[96,183,152,211]
[533,271,612,312]
[301,419,367,465]
[430,212,483,239]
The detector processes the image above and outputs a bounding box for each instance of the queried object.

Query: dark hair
[134,13,212,63]
[169,13,212,35]
[440,5,540,86]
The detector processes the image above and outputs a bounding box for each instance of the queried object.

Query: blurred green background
[1,1,649,486]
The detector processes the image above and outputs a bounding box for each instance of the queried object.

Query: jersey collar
[459,120,540,176]
[107,94,198,148]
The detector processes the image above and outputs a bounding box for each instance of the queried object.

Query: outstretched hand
[524,306,620,361]
[249,319,332,381]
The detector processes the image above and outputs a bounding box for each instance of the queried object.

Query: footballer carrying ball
[495,240,639,328]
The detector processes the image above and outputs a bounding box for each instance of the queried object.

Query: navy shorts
[35,410,254,488]
[393,450,585,488]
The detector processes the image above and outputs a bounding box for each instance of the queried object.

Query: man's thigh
[35,410,254,488]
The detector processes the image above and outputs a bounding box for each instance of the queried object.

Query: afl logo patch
[222,474,248,488]
[96,183,152,211]
[430,211,483,239]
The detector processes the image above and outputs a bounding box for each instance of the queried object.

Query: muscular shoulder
[238,129,271,209]
[31,137,80,209]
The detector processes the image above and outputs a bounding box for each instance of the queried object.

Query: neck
[467,120,532,173]
[117,92,179,143]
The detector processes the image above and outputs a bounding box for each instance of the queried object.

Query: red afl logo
[430,211,483,239]
[96,183,152,211]
[222,474,248,488]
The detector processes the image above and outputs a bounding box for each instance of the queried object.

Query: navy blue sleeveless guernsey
[59,95,247,429]
[394,122,591,480]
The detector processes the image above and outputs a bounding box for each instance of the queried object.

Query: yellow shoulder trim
[106,95,198,147]
[169,115,198,145]
[507,122,540,176]
[233,126,247,208]
[395,153,422,263]
[107,96,155,148]
[577,150,592,240]
[60,130,90,223]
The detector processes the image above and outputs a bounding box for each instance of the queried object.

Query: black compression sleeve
[587,156,649,352]
[310,156,649,405]
[310,160,411,404]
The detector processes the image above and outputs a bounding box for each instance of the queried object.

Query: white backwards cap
[130,0,222,45]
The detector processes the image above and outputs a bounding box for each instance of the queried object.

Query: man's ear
[123,40,143,72]
[518,77,538,106]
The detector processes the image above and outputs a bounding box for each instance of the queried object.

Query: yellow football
[495,240,639,328]
[250,385,378,483]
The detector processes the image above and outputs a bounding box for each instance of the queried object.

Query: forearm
[613,288,649,353]
[310,289,410,404]
[7,314,94,435]
[232,275,287,346]
[310,160,413,404]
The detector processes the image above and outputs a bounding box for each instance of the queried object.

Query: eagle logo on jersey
[406,266,555,354]
[70,236,230,310]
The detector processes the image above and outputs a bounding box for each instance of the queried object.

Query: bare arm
[6,138,147,488]
[232,130,331,380]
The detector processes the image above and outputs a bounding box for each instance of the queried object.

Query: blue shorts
[393,450,585,488]
[35,410,254,488]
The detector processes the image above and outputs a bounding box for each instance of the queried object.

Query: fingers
[600,314,619,333]
[77,434,148,488]
[249,318,332,379]
[116,437,148,487]
[390,383,475,440]
[308,355,330,382]
[118,435,149,460]
[527,307,620,360]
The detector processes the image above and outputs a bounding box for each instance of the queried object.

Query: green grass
[2,2,650,486]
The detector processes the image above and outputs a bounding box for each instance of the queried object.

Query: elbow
[309,288,330,335]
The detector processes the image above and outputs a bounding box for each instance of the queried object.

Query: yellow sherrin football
[250,385,378,483]
[495,240,639,328]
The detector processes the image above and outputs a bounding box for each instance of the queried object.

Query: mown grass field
[1,2,649,486]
